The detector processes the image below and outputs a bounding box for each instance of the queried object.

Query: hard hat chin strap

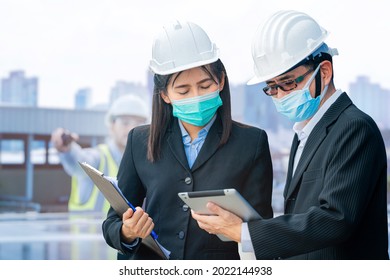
[314,69,322,98]
[310,52,332,98]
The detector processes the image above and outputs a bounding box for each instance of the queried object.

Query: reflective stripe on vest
[68,144,118,212]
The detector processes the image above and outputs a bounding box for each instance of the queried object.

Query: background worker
[51,94,149,213]
[192,10,389,259]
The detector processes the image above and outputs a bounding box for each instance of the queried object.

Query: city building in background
[0,71,38,107]
[349,76,390,130]
[74,88,92,110]
[243,83,292,132]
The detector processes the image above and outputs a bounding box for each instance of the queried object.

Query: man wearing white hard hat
[51,94,149,212]
[192,10,388,259]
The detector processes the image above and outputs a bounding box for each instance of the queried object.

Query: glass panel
[0,139,25,164]
[31,140,46,164]
[48,142,60,164]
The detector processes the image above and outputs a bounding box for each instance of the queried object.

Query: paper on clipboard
[78,161,170,260]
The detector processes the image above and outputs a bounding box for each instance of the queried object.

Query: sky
[0,0,389,109]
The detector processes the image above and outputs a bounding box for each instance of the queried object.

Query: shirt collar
[178,114,217,143]
[293,89,343,141]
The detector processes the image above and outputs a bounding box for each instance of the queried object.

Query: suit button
[182,204,189,212]
[178,231,185,239]
[184,177,192,185]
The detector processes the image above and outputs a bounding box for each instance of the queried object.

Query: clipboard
[79,162,170,259]
[178,189,262,241]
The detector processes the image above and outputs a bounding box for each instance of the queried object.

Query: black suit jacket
[248,93,389,259]
[103,116,273,259]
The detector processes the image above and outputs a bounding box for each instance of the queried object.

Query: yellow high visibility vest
[68,144,118,212]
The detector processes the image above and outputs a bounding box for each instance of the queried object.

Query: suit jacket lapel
[166,119,190,170]
[286,126,327,199]
[283,134,299,198]
[285,92,352,200]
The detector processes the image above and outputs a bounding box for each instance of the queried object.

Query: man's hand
[191,202,243,243]
[50,128,79,153]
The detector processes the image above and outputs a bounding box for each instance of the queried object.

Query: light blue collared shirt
[178,115,216,168]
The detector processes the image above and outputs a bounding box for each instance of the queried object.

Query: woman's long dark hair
[147,59,232,162]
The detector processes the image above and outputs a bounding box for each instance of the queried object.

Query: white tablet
[178,188,262,241]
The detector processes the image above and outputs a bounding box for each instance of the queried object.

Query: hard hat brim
[150,56,219,76]
[247,75,263,86]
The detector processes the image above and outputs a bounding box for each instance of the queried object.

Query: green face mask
[171,89,222,126]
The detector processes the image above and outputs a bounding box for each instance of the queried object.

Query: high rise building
[243,83,292,132]
[349,76,390,129]
[74,88,92,110]
[0,71,38,107]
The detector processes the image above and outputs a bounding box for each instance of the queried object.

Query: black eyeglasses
[263,68,313,96]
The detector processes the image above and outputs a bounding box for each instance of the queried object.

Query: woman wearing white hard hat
[192,10,389,260]
[103,20,273,260]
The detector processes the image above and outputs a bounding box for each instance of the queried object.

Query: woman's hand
[191,202,243,243]
[120,207,154,243]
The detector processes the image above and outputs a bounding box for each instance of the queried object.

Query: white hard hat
[149,20,219,75]
[248,10,338,85]
[105,94,149,126]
